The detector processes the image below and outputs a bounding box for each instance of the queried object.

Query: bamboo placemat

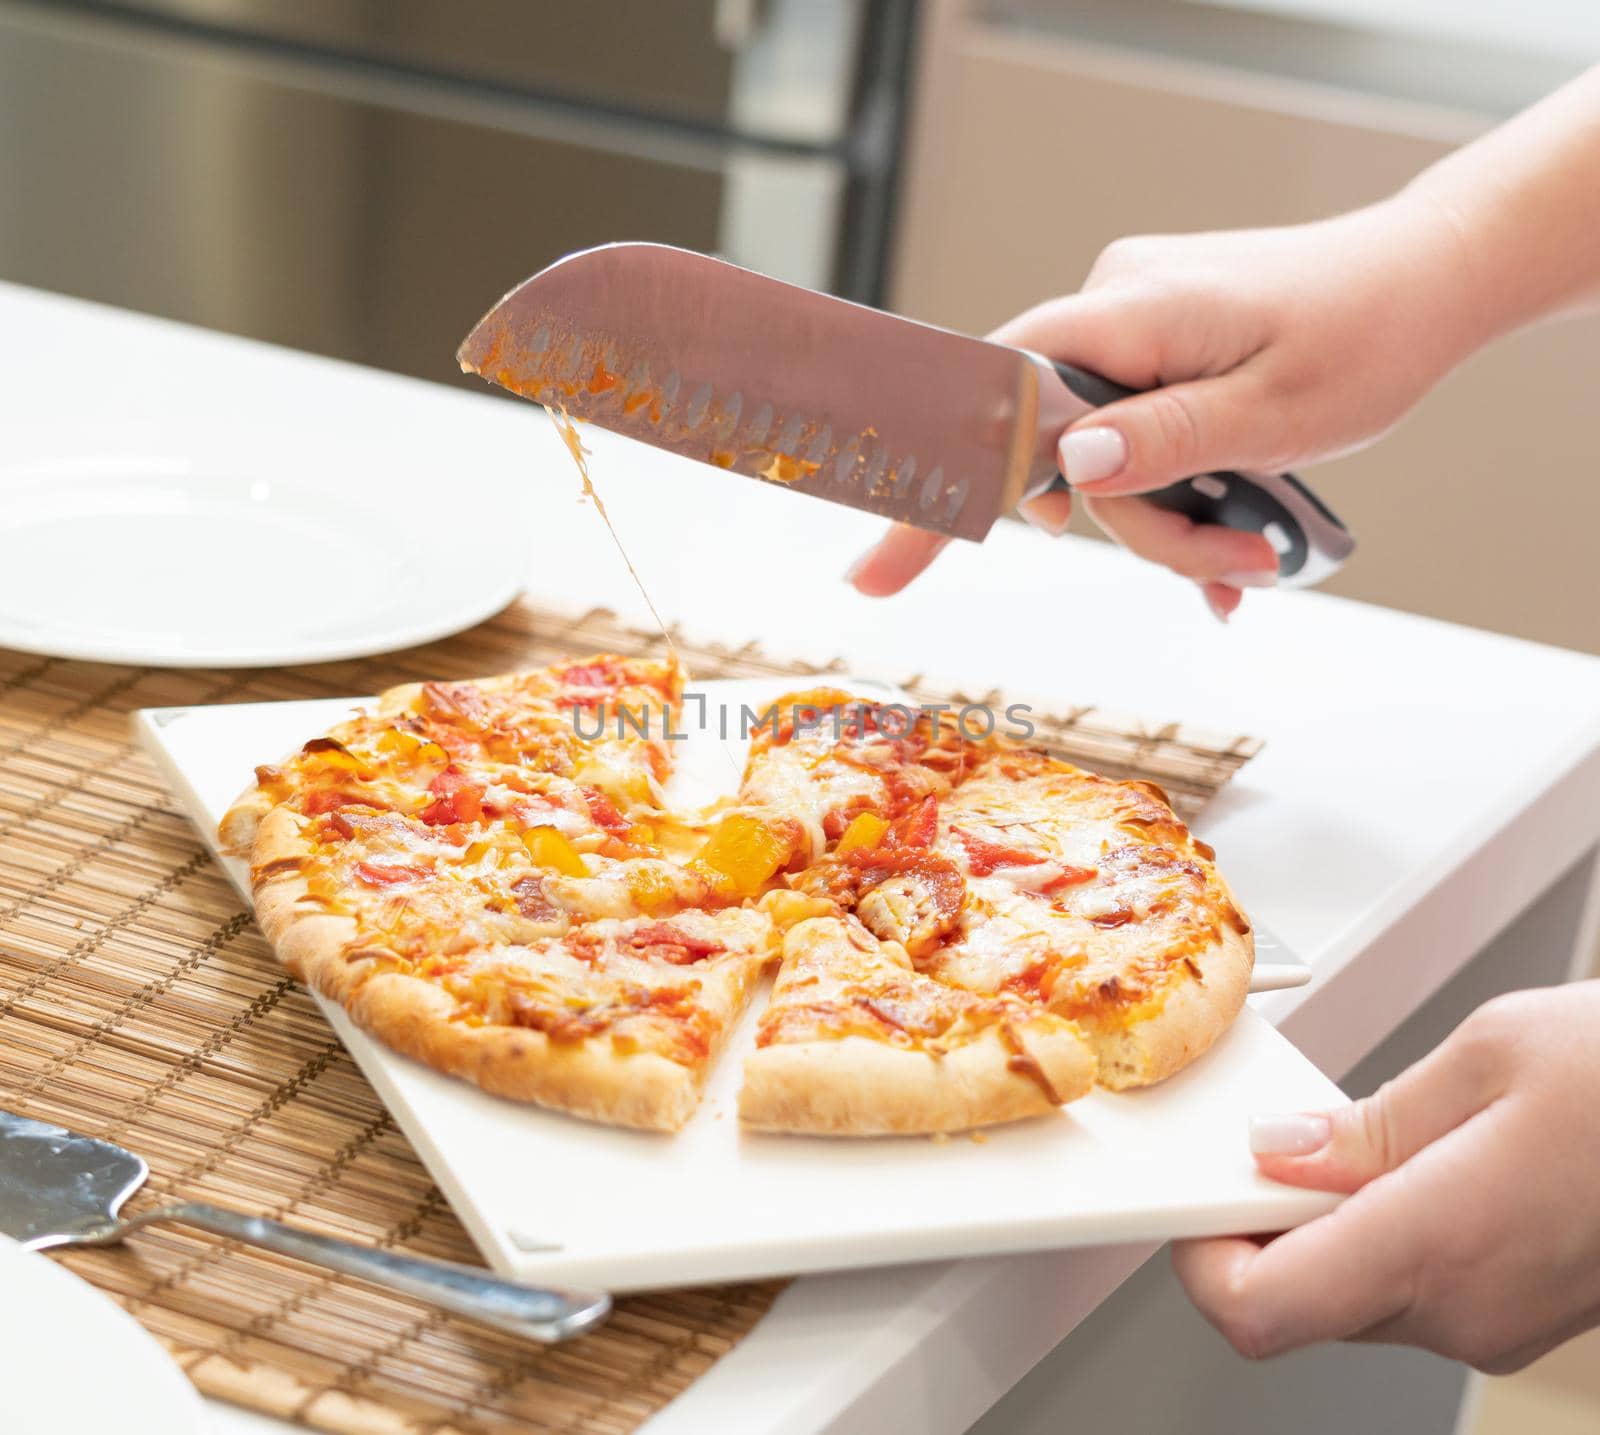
[0,602,1259,1433]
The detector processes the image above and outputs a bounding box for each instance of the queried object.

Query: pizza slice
[734,687,970,857]
[220,653,682,855]
[738,895,1096,1135]
[328,900,780,1131]
[912,750,1254,1088]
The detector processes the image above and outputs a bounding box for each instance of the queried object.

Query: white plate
[0,1235,205,1435]
[137,679,1344,1293]
[0,454,528,667]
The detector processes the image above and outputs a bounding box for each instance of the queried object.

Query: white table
[5,284,1599,1435]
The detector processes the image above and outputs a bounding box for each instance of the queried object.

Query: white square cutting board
[135,678,1344,1293]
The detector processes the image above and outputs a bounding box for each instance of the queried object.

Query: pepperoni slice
[580,785,631,834]
[559,660,625,690]
[353,861,429,887]
[302,789,376,817]
[509,874,558,921]
[626,922,725,964]
[421,681,487,724]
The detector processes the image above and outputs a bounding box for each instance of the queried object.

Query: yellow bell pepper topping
[376,727,449,766]
[626,865,679,915]
[834,812,889,856]
[300,739,367,778]
[689,813,789,899]
[523,825,588,878]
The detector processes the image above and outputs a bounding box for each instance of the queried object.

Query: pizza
[222,655,1253,1134]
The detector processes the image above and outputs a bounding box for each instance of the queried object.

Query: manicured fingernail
[1058,426,1129,488]
[1249,1113,1331,1157]
[1204,588,1232,624]
[1220,570,1278,589]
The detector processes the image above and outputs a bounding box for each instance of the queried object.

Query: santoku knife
[458,242,1353,586]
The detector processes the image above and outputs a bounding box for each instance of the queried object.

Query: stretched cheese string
[547,407,741,787]
[548,405,682,676]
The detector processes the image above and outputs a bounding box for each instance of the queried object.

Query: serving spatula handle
[123,1202,609,1343]
[1040,358,1356,587]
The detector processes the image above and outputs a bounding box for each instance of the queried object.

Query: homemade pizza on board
[222,655,1253,1134]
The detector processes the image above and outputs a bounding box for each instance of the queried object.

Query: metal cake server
[458,242,1354,586]
[0,1110,610,1343]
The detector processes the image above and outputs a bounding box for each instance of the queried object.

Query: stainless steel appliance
[0,0,913,388]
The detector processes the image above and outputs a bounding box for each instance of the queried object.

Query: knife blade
[457,243,1353,584]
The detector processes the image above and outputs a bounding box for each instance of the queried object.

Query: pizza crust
[739,1024,1094,1136]
[250,806,360,989]
[218,787,277,857]
[346,972,703,1131]
[739,914,1098,1135]
[1072,906,1253,1091]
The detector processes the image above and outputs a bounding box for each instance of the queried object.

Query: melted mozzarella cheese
[940,779,1109,876]
[518,804,592,840]
[743,744,883,817]
[1064,866,1172,922]
[542,857,703,919]
[936,879,1068,991]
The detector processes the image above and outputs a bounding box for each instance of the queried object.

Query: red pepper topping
[1041,865,1097,893]
[580,785,631,834]
[950,826,1045,876]
[894,795,939,850]
[420,765,484,826]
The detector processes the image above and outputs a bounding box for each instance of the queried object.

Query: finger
[988,290,1168,389]
[1248,1023,1511,1195]
[1057,374,1285,498]
[1083,494,1279,584]
[1017,487,1072,536]
[988,289,1296,498]
[1172,1176,1427,1358]
[845,524,951,597]
[1200,582,1241,624]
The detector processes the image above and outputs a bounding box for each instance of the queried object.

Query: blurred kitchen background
[3,0,1599,666]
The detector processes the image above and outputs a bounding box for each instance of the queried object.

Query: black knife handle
[1046,359,1355,587]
